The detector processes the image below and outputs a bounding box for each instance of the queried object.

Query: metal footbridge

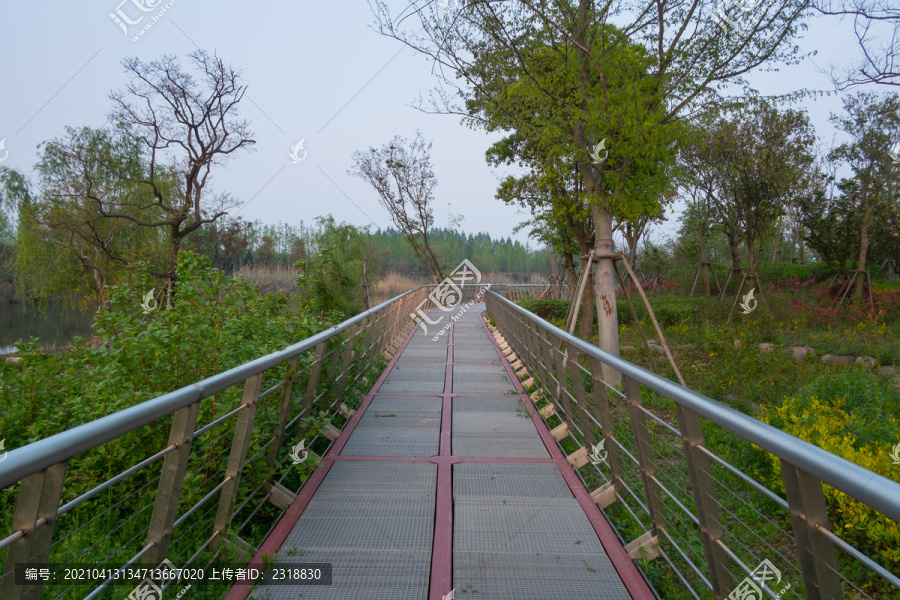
[1,284,899,600]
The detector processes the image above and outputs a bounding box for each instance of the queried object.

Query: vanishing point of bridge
[2,284,900,600]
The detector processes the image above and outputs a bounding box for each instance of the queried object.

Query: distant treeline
[220,220,549,277]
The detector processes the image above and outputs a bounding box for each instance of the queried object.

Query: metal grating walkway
[236,303,653,600]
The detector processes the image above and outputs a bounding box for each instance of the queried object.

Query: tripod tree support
[565,249,595,335]
[832,269,874,311]
[616,253,686,387]
[726,272,768,320]
[718,267,745,301]
[688,262,722,297]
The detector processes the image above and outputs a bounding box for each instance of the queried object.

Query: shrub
[761,394,900,594]
[517,298,570,324]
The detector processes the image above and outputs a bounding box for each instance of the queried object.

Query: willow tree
[371,0,808,389]
[0,128,167,308]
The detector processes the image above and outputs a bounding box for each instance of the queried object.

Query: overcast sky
[0,1,890,249]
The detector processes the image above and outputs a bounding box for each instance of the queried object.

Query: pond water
[0,302,95,354]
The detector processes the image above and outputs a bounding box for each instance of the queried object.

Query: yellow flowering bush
[762,395,900,581]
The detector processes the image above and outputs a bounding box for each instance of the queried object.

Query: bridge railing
[0,286,432,600]
[486,290,900,600]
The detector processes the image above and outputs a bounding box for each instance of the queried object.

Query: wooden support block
[322,423,342,441]
[516,367,529,379]
[506,351,516,361]
[499,341,509,350]
[567,446,590,468]
[538,403,555,419]
[339,403,355,418]
[219,535,252,562]
[530,390,543,402]
[590,482,618,509]
[625,531,660,561]
[521,377,535,389]
[267,482,297,510]
[549,422,569,440]
[511,360,523,370]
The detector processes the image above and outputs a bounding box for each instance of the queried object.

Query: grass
[234,263,298,295]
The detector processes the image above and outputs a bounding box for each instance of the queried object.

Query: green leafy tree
[371,0,808,388]
[827,92,900,304]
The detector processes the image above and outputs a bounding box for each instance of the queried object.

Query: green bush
[617,295,703,327]
[517,298,570,324]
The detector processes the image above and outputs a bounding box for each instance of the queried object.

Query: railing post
[334,322,360,400]
[676,405,732,599]
[780,461,844,600]
[213,373,264,557]
[623,375,667,536]
[357,315,373,382]
[0,462,67,600]
[553,337,575,433]
[143,401,201,567]
[588,356,626,505]
[529,321,552,403]
[265,359,300,508]
[304,341,328,416]
[566,344,594,448]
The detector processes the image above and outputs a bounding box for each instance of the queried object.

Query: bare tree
[349,131,445,282]
[813,0,899,88]
[109,50,255,291]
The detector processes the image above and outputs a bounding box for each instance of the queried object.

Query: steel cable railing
[486,289,900,600]
[0,286,434,600]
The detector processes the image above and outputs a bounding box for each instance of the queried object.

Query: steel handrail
[0,287,420,490]
[486,289,900,523]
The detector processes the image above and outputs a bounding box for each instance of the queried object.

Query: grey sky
[0,1,890,249]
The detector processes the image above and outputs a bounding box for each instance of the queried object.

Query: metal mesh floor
[253,306,637,600]
[452,397,549,458]
[256,462,436,600]
[453,364,518,395]
[341,395,442,456]
[453,463,631,599]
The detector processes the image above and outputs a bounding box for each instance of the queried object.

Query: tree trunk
[592,205,621,387]
[698,222,710,296]
[564,251,578,293]
[362,256,370,310]
[855,190,874,307]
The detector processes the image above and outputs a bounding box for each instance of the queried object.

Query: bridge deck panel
[244,304,644,600]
